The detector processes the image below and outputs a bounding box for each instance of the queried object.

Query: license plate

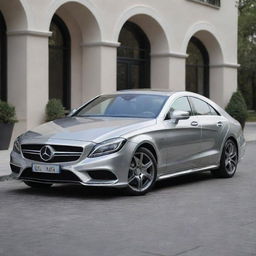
[32,164,60,174]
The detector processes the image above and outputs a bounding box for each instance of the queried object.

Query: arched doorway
[186,37,209,97]
[117,22,150,90]
[49,15,71,109]
[0,11,7,101]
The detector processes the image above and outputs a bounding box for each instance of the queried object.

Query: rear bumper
[10,141,137,188]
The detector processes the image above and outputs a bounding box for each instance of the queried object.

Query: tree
[226,91,248,129]
[238,0,256,110]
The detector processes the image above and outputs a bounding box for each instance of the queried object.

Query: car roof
[109,89,211,98]
[107,90,225,113]
[111,90,223,103]
[110,89,175,96]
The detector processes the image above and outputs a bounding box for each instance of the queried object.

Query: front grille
[21,144,83,163]
[20,168,81,183]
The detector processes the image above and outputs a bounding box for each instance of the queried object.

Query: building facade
[0,0,238,138]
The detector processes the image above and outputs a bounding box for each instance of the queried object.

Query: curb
[0,174,13,182]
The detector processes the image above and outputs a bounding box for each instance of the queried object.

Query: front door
[162,96,202,174]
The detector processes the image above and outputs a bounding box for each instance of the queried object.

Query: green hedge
[46,99,65,122]
[0,101,17,124]
[225,91,248,129]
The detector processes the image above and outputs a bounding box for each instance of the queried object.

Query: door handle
[217,121,223,127]
[191,121,198,127]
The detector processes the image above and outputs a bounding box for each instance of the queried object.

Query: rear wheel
[126,147,157,196]
[23,181,53,189]
[211,139,238,178]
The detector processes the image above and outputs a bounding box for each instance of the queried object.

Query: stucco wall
[0,0,238,138]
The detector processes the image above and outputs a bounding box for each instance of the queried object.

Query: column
[7,30,50,138]
[210,63,239,108]
[81,41,120,102]
[151,52,187,91]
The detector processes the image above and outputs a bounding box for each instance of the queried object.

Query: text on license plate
[32,164,60,174]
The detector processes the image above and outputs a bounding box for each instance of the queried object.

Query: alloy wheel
[128,151,155,193]
[224,140,238,175]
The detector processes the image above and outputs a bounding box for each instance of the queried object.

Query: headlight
[13,138,21,154]
[89,138,126,158]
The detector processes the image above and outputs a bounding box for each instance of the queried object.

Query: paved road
[0,143,256,256]
[244,122,256,142]
[0,150,10,177]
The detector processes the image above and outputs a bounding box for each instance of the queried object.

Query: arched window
[0,12,7,101]
[186,37,209,97]
[49,15,71,109]
[117,22,150,90]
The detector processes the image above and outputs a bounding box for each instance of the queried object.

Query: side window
[170,97,192,115]
[208,104,219,116]
[190,97,211,116]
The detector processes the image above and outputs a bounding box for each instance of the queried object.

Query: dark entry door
[0,12,7,101]
[117,22,150,90]
[49,15,71,109]
[186,37,209,97]
[117,60,148,90]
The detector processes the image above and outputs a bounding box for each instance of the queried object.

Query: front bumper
[10,141,137,188]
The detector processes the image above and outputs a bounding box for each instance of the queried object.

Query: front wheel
[23,181,53,189]
[126,147,157,196]
[211,139,238,178]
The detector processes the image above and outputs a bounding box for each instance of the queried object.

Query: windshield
[75,94,168,118]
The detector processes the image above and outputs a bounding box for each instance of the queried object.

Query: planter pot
[0,123,14,150]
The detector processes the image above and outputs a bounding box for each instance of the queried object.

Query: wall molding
[151,52,188,59]
[210,63,240,69]
[7,30,52,37]
[81,41,121,48]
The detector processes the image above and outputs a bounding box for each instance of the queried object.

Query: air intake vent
[87,170,117,181]
[20,168,81,183]
[10,164,21,174]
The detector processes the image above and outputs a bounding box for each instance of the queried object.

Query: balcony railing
[188,0,221,8]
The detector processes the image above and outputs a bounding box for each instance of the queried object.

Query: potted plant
[46,99,65,122]
[0,101,17,150]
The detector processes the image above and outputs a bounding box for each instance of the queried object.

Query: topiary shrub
[46,99,65,122]
[0,101,17,124]
[225,91,248,129]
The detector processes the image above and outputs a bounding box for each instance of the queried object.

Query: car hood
[21,117,156,144]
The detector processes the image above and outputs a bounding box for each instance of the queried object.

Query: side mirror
[67,108,77,117]
[170,110,190,124]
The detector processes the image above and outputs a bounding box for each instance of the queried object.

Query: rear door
[189,97,229,167]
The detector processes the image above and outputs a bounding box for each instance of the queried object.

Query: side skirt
[157,165,219,181]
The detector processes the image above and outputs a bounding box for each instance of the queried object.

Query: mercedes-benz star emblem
[40,145,54,161]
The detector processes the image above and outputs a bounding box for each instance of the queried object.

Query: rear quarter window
[190,97,219,116]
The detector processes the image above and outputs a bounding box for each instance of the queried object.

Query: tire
[23,181,53,189]
[125,147,157,196]
[211,139,238,178]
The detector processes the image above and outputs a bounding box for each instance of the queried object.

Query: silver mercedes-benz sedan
[10,90,246,195]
